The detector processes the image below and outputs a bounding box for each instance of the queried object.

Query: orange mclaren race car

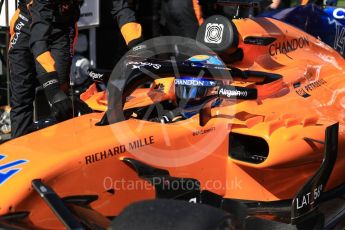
[2,0,345,229]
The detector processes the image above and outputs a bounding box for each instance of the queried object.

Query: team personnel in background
[9,0,82,138]
[162,0,203,38]
[8,0,142,138]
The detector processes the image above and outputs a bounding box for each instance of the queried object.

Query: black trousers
[8,10,76,138]
[162,0,201,39]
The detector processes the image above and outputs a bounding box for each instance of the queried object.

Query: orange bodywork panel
[80,83,108,111]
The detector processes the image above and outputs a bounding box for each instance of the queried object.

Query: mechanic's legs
[8,10,36,138]
[9,49,37,138]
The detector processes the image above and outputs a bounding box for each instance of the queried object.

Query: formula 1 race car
[2,0,345,229]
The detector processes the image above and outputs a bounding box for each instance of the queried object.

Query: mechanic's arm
[29,0,73,121]
[111,0,143,48]
[29,0,56,73]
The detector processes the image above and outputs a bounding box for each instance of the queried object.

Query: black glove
[128,37,144,50]
[37,72,73,122]
[51,96,73,122]
[72,97,93,116]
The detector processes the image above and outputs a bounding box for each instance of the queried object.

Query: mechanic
[8,0,82,139]
[8,0,142,138]
[162,0,203,38]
